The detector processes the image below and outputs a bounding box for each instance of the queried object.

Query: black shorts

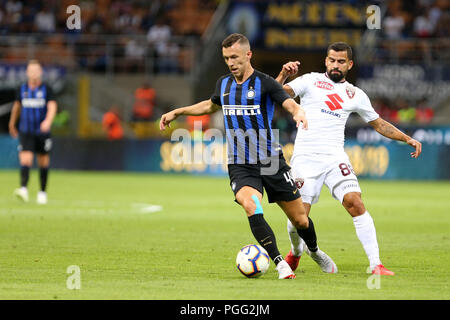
[18,133,52,154]
[228,155,301,203]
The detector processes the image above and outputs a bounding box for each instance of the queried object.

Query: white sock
[352,211,382,270]
[287,219,304,257]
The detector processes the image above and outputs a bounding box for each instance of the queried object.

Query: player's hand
[406,138,422,158]
[281,61,300,78]
[9,124,18,138]
[293,106,308,130]
[159,110,178,131]
[40,120,51,133]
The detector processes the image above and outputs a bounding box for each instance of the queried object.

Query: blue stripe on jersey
[253,76,267,161]
[266,94,274,154]
[228,81,245,164]
[32,88,40,133]
[240,80,256,164]
[28,85,35,133]
[254,77,265,130]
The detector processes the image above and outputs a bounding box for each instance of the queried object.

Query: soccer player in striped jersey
[9,60,57,204]
[160,33,337,279]
[276,42,422,276]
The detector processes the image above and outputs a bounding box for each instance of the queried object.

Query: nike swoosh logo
[222,92,230,96]
[293,189,298,194]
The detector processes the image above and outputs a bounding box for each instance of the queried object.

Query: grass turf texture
[0,170,449,300]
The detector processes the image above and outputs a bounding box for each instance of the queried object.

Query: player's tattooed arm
[369,117,422,158]
[160,99,220,130]
[276,61,300,97]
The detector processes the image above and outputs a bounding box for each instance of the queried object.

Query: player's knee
[290,215,309,229]
[239,198,257,217]
[240,196,263,217]
[37,155,50,167]
[19,152,33,166]
[242,200,256,217]
[20,158,33,167]
[343,193,366,216]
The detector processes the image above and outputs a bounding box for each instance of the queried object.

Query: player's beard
[327,69,346,83]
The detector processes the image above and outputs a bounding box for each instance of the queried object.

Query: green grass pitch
[0,170,449,300]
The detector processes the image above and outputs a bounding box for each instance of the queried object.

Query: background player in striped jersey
[276,42,422,276]
[160,33,337,279]
[9,60,58,204]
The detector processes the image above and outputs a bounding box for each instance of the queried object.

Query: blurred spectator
[147,17,176,73]
[158,40,180,73]
[124,38,147,72]
[435,10,449,38]
[132,82,156,121]
[168,0,214,36]
[114,3,143,34]
[382,1,419,60]
[383,3,406,39]
[103,106,124,140]
[147,17,171,48]
[140,4,158,31]
[34,6,56,33]
[432,0,448,38]
[0,0,218,73]
[87,12,107,34]
[413,7,436,37]
[5,0,22,31]
[0,8,6,33]
[429,3,443,29]
[5,0,22,16]
[19,6,34,33]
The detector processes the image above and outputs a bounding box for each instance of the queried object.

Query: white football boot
[275,260,296,279]
[304,241,338,274]
[14,187,29,202]
[37,191,48,205]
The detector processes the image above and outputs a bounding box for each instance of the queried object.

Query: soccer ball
[236,244,270,278]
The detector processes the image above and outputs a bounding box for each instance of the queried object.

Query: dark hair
[327,42,353,60]
[222,33,250,48]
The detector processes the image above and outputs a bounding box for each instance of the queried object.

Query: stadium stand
[0,0,448,140]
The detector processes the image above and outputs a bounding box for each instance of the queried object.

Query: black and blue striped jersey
[15,82,54,135]
[211,70,291,165]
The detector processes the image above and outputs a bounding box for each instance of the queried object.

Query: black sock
[248,214,283,265]
[39,167,49,192]
[297,217,318,252]
[20,166,30,188]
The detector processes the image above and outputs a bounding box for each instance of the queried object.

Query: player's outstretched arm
[159,99,220,130]
[369,117,422,158]
[282,98,308,130]
[275,61,300,97]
